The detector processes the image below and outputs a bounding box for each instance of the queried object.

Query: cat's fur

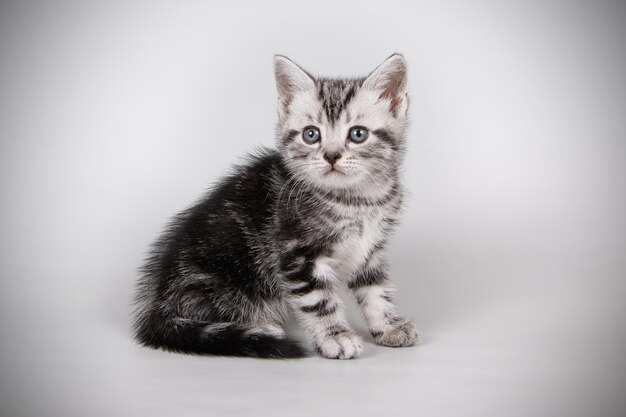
[132,54,418,359]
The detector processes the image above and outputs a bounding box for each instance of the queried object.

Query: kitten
[132,54,418,359]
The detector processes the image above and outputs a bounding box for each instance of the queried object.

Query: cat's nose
[323,152,342,166]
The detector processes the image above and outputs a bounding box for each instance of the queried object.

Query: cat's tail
[133,313,306,359]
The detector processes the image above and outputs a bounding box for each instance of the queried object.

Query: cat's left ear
[274,55,315,119]
[363,53,408,117]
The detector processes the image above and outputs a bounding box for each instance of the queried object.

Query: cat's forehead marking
[315,78,364,125]
[343,110,352,124]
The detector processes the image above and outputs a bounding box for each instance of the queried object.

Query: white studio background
[1,1,625,416]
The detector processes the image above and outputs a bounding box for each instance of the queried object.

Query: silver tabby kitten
[133,54,418,359]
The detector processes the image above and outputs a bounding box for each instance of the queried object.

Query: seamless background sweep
[0,1,625,416]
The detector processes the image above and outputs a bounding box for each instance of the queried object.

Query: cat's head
[274,54,409,193]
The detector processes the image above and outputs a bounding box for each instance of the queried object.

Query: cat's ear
[363,53,408,117]
[274,55,315,118]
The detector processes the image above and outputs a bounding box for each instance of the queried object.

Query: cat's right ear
[274,55,315,119]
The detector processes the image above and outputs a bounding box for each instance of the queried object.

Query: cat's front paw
[316,331,363,359]
[375,319,419,347]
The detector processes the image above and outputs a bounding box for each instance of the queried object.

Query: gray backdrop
[1,1,625,416]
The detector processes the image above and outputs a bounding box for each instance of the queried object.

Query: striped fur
[132,54,418,359]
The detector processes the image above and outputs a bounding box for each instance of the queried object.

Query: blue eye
[302,127,321,144]
[348,126,369,143]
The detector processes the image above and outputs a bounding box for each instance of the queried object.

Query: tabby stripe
[367,240,388,259]
[316,303,337,317]
[342,85,357,109]
[326,325,349,336]
[384,313,402,324]
[372,128,398,151]
[291,280,327,296]
[301,298,328,313]
[348,269,388,289]
[280,245,323,282]
[284,270,309,283]
[300,299,337,317]
[381,293,395,303]
[281,129,299,145]
[315,79,365,124]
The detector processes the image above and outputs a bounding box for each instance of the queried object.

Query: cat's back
[196,147,285,228]
[145,148,285,274]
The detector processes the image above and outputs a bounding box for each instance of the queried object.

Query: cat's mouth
[324,167,346,176]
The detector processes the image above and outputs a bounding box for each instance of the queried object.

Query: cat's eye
[348,126,369,143]
[302,127,321,144]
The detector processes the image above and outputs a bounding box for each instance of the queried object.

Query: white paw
[376,319,419,347]
[316,331,364,359]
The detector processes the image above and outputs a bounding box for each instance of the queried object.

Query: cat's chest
[324,209,389,278]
